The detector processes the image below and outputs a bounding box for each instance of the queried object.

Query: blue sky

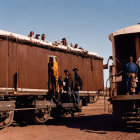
[0,0,140,84]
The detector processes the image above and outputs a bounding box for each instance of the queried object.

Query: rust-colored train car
[0,30,103,128]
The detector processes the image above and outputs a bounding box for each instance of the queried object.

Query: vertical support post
[16,39,18,91]
[110,35,117,95]
[135,34,140,59]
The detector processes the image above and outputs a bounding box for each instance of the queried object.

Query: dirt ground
[0,96,140,140]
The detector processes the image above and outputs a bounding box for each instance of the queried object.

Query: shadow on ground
[11,114,140,133]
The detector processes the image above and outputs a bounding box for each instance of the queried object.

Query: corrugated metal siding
[0,40,8,87]
[18,44,28,88]
[8,41,17,88]
[0,39,104,91]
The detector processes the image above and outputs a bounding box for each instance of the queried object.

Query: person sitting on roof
[123,56,138,95]
[28,31,34,38]
[35,34,40,39]
[79,47,84,50]
[61,38,67,46]
[41,34,46,41]
[70,42,74,48]
[53,40,62,46]
[74,44,78,49]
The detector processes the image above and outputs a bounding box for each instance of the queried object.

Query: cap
[73,68,79,71]
[62,38,66,40]
[64,69,69,73]
[36,34,40,36]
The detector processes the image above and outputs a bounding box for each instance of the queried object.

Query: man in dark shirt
[124,56,138,94]
[48,57,56,94]
[73,68,82,104]
[64,69,73,100]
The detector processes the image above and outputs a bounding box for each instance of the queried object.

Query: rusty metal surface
[111,95,140,101]
[8,41,17,88]
[0,92,47,96]
[34,100,56,108]
[0,39,104,94]
[0,40,8,87]
[0,101,15,111]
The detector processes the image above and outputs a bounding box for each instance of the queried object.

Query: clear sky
[0,0,140,85]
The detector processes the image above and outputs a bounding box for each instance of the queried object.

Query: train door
[48,56,59,95]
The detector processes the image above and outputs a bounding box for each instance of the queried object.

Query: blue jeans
[125,76,130,92]
[74,91,80,104]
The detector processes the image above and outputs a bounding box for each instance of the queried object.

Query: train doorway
[48,56,59,96]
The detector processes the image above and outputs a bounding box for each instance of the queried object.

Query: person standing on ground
[73,68,82,104]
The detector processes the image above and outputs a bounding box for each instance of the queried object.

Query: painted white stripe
[0,87,48,92]
[63,91,101,94]
[17,88,48,92]
[0,87,102,93]
[79,91,98,94]
[0,88,15,91]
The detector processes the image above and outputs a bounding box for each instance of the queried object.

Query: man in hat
[73,68,82,104]
[64,69,73,101]
[124,56,138,94]
[35,34,40,39]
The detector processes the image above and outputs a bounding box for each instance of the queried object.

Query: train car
[107,23,140,122]
[0,30,104,128]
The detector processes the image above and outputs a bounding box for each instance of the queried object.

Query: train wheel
[82,98,88,106]
[91,94,99,103]
[0,110,14,128]
[33,108,51,124]
[51,107,66,119]
[14,110,31,123]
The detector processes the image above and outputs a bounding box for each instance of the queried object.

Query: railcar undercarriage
[0,91,83,128]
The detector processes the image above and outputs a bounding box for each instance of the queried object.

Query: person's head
[62,38,67,46]
[64,69,69,76]
[74,44,78,48]
[29,31,34,37]
[73,68,79,73]
[129,56,133,63]
[49,57,53,63]
[35,34,40,39]
[42,34,46,41]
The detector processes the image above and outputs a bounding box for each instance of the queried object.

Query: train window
[48,55,58,91]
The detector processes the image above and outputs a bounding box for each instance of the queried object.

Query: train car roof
[0,29,102,59]
[109,24,140,41]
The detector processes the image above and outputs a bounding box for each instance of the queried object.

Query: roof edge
[0,30,102,59]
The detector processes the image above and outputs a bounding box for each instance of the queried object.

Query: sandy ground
[0,97,140,140]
